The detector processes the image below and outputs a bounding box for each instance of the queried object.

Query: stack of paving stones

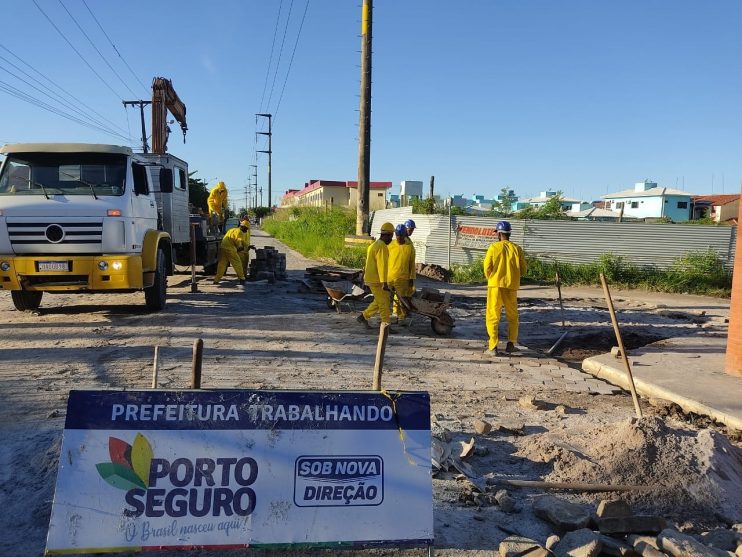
[249,246,287,282]
[497,496,741,557]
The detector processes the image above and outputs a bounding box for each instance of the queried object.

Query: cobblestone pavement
[0,228,721,557]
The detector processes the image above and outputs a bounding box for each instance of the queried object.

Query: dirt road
[0,230,732,556]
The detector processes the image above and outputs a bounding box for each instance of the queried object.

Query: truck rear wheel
[145,248,167,311]
[11,290,43,311]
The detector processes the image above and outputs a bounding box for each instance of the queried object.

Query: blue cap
[496,221,512,232]
[404,219,416,229]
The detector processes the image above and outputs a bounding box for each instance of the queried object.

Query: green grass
[451,250,732,296]
[262,207,367,267]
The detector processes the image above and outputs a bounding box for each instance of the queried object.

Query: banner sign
[46,390,432,554]
[455,225,498,250]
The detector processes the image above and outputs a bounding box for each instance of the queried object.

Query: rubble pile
[249,246,287,282]
[416,262,452,282]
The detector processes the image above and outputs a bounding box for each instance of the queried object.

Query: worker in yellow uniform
[214,218,253,285]
[207,181,229,232]
[483,221,527,355]
[357,222,395,329]
[388,224,416,323]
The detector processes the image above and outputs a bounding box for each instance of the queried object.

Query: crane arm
[151,77,187,154]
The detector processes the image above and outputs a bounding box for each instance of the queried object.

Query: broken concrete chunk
[699,530,740,552]
[628,536,660,551]
[460,437,476,459]
[519,395,546,411]
[597,499,633,519]
[523,548,552,557]
[598,516,667,535]
[659,529,730,557]
[473,418,493,434]
[498,421,526,435]
[534,496,591,531]
[546,535,561,551]
[499,535,541,557]
[598,534,640,557]
[633,542,667,557]
[553,528,603,557]
[494,489,516,513]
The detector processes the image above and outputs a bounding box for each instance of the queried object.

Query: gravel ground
[0,229,733,557]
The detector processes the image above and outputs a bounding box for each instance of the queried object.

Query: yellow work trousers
[214,248,246,282]
[362,284,391,324]
[486,287,519,350]
[391,279,413,319]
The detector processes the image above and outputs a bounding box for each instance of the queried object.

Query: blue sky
[1,0,740,206]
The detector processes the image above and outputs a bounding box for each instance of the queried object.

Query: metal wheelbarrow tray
[322,280,371,313]
[399,287,455,335]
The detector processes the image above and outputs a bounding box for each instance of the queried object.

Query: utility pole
[249,165,258,207]
[122,100,152,153]
[259,187,263,208]
[256,113,272,209]
[355,0,372,235]
[243,183,249,214]
[429,175,435,199]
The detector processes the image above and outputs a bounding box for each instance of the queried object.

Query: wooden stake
[191,339,203,389]
[152,345,160,388]
[600,273,643,418]
[373,322,389,390]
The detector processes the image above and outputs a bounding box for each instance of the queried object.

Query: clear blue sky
[1,0,741,207]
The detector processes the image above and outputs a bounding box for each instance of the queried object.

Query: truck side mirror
[159,168,173,193]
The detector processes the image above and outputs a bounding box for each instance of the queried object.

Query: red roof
[692,194,739,205]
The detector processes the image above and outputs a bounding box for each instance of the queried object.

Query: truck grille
[7,221,103,254]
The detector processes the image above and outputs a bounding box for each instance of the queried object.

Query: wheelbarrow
[322,280,372,313]
[398,287,455,336]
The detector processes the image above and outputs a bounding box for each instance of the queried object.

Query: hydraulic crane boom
[151,77,187,154]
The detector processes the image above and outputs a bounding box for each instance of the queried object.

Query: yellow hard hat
[380,222,395,233]
[240,219,250,227]
[216,181,226,188]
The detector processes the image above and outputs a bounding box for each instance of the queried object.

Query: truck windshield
[0,153,127,196]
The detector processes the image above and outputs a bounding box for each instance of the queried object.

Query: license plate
[38,261,69,272]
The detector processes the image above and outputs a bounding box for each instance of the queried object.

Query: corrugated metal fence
[370,208,738,270]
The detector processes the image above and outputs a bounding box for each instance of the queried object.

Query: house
[279,180,392,210]
[692,194,740,223]
[566,207,634,221]
[601,180,694,222]
[518,190,590,212]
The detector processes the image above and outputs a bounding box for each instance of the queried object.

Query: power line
[259,0,284,114]
[0,44,131,136]
[81,0,149,95]
[32,0,125,101]
[0,78,131,141]
[274,0,311,123]
[266,0,295,111]
[57,0,139,98]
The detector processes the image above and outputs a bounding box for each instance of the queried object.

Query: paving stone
[598,516,666,535]
[546,535,561,551]
[628,535,660,550]
[699,530,740,551]
[499,535,542,557]
[658,529,730,557]
[534,495,591,531]
[553,528,603,557]
[596,499,633,518]
[598,533,641,557]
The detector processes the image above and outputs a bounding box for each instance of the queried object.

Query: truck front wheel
[144,248,167,311]
[11,290,43,311]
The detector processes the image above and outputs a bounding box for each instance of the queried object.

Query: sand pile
[517,417,742,522]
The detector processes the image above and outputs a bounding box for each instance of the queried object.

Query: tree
[491,188,517,217]
[188,171,209,212]
[536,192,569,219]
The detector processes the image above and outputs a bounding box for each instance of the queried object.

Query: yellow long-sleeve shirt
[363,239,389,285]
[388,240,416,282]
[220,226,250,252]
[483,239,526,289]
[208,185,229,212]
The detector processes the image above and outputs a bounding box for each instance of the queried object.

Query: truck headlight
[0,261,10,271]
[111,261,122,271]
[98,261,108,271]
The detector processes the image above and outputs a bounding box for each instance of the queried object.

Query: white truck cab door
[130,162,158,249]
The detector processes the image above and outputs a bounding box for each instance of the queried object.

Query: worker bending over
[214,218,253,285]
[207,181,229,232]
[483,221,527,355]
[357,222,394,329]
[388,224,416,323]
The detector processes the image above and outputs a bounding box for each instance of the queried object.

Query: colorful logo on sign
[294,455,384,507]
[96,434,152,490]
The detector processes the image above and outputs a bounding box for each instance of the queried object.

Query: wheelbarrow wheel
[431,318,453,336]
[326,296,336,309]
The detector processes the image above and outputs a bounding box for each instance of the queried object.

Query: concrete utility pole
[355,0,372,235]
[250,165,258,208]
[122,100,152,153]
[256,113,272,209]
[429,175,435,199]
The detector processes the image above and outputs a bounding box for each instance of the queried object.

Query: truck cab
[0,143,215,312]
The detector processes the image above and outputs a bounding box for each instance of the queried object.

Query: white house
[602,180,694,222]
[519,190,591,211]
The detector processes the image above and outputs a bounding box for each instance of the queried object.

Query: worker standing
[357,222,395,329]
[214,218,253,285]
[483,221,527,355]
[388,224,416,324]
[207,181,229,233]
